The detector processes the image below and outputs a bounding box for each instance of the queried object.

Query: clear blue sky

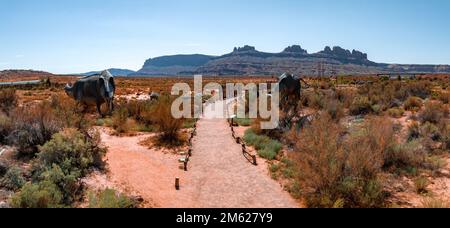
[1,0,449,74]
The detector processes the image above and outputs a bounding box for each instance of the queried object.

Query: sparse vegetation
[404,96,423,111]
[8,128,107,207]
[0,89,18,114]
[233,117,252,126]
[88,189,138,208]
[349,96,372,116]
[421,197,449,208]
[10,180,64,208]
[387,107,405,118]
[244,129,282,160]
[419,101,447,124]
[147,95,184,144]
[289,114,388,208]
[0,166,26,191]
[414,177,429,194]
[112,107,130,134]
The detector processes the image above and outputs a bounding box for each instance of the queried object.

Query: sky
[0,0,449,74]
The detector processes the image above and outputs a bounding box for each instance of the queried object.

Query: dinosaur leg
[97,103,104,118]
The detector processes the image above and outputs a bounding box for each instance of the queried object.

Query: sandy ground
[99,130,194,208]
[183,103,299,208]
[98,100,299,208]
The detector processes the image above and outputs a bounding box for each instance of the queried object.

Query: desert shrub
[349,96,372,116]
[0,161,9,177]
[324,99,345,121]
[335,89,356,108]
[121,99,155,124]
[7,103,63,156]
[36,164,82,204]
[35,128,106,177]
[147,96,184,142]
[244,129,282,160]
[290,114,387,208]
[419,101,447,124]
[233,117,252,127]
[421,122,441,141]
[407,122,421,141]
[50,94,90,131]
[0,89,17,114]
[302,91,325,109]
[88,189,138,208]
[383,140,426,172]
[437,92,449,104]
[363,117,396,159]
[30,128,106,204]
[387,107,405,118]
[0,112,12,144]
[10,180,63,208]
[414,177,429,194]
[0,166,26,191]
[440,122,450,150]
[112,107,129,134]
[404,96,423,111]
[404,81,432,99]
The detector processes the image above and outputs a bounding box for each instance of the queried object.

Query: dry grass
[0,89,18,114]
[289,114,388,208]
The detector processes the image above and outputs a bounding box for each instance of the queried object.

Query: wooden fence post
[175,178,180,190]
[252,155,258,166]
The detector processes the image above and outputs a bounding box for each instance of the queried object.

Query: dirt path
[100,130,195,208]
[181,100,299,208]
[100,100,299,208]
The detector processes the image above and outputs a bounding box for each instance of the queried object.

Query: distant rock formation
[133,54,214,75]
[131,45,450,76]
[283,45,307,54]
[320,46,367,60]
[233,45,257,53]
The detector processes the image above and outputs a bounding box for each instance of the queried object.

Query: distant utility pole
[317,61,326,77]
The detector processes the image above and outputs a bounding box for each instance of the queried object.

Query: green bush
[0,166,26,191]
[35,128,106,177]
[233,118,252,127]
[88,189,137,208]
[10,181,63,208]
[37,164,82,204]
[26,128,107,205]
[244,129,282,160]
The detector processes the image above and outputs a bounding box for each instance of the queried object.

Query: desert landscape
[1,0,450,212]
[0,70,449,208]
